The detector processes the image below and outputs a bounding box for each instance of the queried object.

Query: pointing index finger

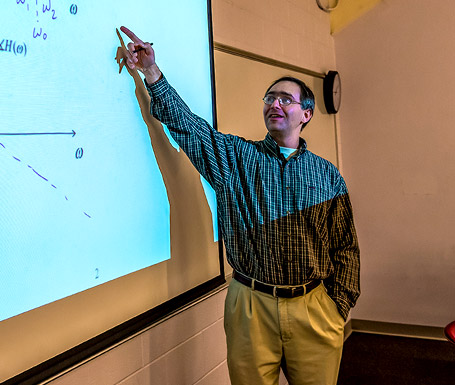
[120,26,143,44]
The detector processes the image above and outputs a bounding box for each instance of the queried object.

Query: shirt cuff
[333,295,351,321]
[144,74,168,97]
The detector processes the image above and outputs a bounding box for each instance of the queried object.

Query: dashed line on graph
[0,141,91,219]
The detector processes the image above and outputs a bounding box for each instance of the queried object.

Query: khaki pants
[224,278,345,385]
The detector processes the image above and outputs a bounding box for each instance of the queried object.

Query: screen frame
[5,276,225,385]
[2,1,225,384]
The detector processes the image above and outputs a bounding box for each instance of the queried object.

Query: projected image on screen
[0,1,217,321]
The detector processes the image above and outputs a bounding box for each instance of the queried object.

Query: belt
[232,270,320,298]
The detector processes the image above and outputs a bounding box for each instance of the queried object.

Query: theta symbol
[70,4,78,15]
[75,147,83,159]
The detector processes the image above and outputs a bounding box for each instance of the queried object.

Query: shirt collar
[263,133,307,158]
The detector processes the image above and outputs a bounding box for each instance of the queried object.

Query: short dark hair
[265,76,315,129]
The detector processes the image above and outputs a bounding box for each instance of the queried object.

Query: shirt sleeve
[325,175,361,320]
[145,75,232,190]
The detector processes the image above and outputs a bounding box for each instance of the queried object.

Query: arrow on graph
[0,130,76,137]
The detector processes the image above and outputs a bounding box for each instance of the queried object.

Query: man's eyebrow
[265,91,295,98]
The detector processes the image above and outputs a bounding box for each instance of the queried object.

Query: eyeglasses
[262,95,301,107]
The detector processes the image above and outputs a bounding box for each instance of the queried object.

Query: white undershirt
[280,146,298,160]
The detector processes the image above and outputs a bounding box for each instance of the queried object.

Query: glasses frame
[262,94,301,107]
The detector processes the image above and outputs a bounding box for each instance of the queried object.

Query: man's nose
[270,98,281,108]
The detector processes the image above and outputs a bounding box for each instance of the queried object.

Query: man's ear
[301,109,313,124]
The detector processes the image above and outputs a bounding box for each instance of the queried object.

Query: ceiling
[330,0,382,34]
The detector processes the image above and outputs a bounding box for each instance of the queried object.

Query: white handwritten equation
[1,1,79,57]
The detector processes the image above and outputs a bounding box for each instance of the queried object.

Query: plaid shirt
[146,76,360,319]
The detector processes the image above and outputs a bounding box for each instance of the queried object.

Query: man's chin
[266,127,284,140]
[266,125,285,135]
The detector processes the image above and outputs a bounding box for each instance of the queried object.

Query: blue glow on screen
[0,1,216,321]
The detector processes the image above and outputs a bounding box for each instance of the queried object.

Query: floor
[338,332,455,385]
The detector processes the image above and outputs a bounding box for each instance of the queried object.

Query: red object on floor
[444,321,455,344]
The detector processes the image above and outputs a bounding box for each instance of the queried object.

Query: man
[120,26,360,385]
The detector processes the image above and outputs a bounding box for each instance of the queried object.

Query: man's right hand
[120,26,162,84]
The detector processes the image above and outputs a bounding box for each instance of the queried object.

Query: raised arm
[118,26,234,190]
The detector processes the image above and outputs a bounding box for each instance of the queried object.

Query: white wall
[38,1,339,384]
[334,0,455,327]
[46,289,228,385]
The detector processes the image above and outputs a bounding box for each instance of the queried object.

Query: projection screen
[0,1,223,383]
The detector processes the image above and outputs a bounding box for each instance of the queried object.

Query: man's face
[263,81,312,141]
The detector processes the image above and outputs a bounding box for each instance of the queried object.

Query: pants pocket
[308,285,345,340]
